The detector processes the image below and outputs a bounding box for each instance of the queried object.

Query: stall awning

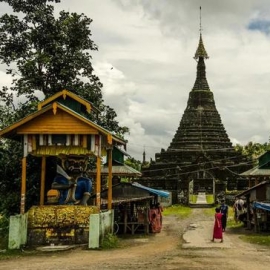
[253,202,270,212]
[132,182,170,198]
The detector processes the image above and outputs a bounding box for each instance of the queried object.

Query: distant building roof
[89,162,141,177]
[237,180,270,197]
[240,166,270,176]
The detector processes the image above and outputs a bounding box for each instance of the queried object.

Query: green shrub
[202,207,216,217]
[239,234,270,246]
[0,215,9,249]
[189,195,197,203]
[101,233,119,249]
[206,195,214,204]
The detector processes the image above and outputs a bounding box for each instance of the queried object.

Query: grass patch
[226,207,244,229]
[101,233,119,249]
[227,219,243,229]
[206,195,214,204]
[163,205,192,218]
[239,234,270,246]
[0,250,27,261]
[189,195,197,203]
[202,207,216,216]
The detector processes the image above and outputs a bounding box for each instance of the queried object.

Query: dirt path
[1,209,270,270]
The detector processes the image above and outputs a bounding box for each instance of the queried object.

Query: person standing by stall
[220,199,228,232]
[211,207,223,243]
[233,197,245,223]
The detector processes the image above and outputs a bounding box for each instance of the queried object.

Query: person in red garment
[211,207,223,243]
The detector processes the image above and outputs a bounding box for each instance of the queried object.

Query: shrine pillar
[107,148,113,210]
[96,156,101,208]
[20,157,27,214]
[40,156,46,206]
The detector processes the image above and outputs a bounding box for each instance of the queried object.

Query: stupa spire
[192,7,210,90]
[194,34,209,60]
[194,7,209,60]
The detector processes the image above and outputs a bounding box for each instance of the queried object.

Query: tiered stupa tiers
[168,34,233,154]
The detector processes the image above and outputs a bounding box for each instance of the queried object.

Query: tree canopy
[234,141,270,165]
[0,0,100,100]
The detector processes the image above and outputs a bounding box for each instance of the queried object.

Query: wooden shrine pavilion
[0,89,127,212]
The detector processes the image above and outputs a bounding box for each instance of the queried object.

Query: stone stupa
[139,21,250,204]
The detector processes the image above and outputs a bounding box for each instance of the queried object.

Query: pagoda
[140,28,250,204]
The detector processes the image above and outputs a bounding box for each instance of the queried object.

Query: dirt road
[1,208,270,270]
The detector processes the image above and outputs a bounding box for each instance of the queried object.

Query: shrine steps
[189,203,214,208]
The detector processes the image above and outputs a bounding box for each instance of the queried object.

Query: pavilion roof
[0,101,126,146]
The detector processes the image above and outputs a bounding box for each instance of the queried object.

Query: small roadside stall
[90,182,169,235]
[240,151,270,187]
[237,180,270,232]
[238,151,270,231]
[252,201,270,232]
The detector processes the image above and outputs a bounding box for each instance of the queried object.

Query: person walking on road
[220,199,228,232]
[211,207,223,243]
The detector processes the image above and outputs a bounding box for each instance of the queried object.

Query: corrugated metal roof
[237,181,269,197]
[90,164,142,177]
[114,146,130,157]
[240,166,270,176]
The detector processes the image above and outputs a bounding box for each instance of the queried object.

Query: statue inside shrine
[48,156,92,205]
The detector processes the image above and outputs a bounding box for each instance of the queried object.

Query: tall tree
[0,0,100,100]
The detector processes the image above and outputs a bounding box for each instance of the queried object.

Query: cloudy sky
[1,0,270,162]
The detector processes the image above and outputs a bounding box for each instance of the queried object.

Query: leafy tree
[0,103,43,216]
[125,157,141,171]
[0,0,99,100]
[0,0,129,216]
[234,141,270,166]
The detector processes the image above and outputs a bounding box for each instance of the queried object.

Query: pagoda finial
[143,146,146,164]
[194,7,209,60]
[199,6,202,34]
[192,7,210,90]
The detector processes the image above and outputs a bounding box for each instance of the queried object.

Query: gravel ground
[1,208,270,270]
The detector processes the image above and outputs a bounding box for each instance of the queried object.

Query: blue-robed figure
[51,161,92,205]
